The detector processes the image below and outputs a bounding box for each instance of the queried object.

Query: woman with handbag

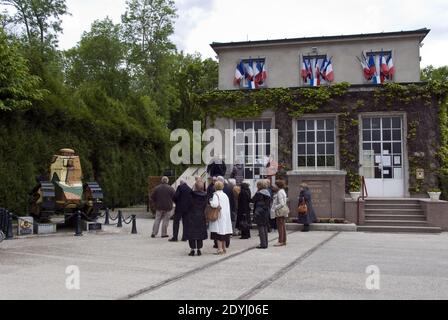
[272,180,289,246]
[298,183,317,232]
[208,180,233,255]
[237,181,252,239]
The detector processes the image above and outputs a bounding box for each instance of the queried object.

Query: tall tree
[1,0,68,48]
[121,0,178,121]
[0,26,45,110]
[64,18,130,100]
[422,65,448,82]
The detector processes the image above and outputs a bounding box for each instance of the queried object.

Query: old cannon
[29,148,103,223]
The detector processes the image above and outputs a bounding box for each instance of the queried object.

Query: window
[297,119,336,169]
[236,58,267,89]
[362,51,395,84]
[235,120,271,179]
[301,55,331,87]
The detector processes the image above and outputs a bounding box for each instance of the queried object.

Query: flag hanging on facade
[368,54,377,79]
[234,61,245,86]
[359,54,372,80]
[315,60,321,86]
[324,59,334,82]
[301,59,308,82]
[387,56,395,79]
[255,61,267,87]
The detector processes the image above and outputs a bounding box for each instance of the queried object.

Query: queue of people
[150,174,317,256]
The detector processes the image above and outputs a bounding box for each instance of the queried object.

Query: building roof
[210,28,430,52]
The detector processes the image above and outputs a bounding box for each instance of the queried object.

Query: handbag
[275,204,290,218]
[206,194,221,222]
[297,201,308,215]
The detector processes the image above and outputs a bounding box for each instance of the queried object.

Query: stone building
[196,28,448,232]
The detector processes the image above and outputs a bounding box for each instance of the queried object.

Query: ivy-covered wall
[198,82,448,198]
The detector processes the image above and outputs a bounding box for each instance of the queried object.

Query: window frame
[293,115,339,171]
[237,57,267,89]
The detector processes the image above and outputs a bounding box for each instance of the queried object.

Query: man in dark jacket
[170,180,192,242]
[207,157,227,178]
[151,176,175,238]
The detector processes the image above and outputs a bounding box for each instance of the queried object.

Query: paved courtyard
[1,218,447,300]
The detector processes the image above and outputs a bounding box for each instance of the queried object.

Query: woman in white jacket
[271,180,289,247]
[209,180,233,255]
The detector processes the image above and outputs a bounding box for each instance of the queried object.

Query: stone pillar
[420,200,448,231]
[287,170,347,219]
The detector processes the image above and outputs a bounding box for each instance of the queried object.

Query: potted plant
[349,175,362,200]
[428,188,442,201]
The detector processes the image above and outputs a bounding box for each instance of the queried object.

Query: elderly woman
[209,180,233,255]
[298,183,317,232]
[252,180,272,249]
[185,180,208,256]
[271,180,289,246]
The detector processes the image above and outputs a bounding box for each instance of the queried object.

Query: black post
[74,211,83,236]
[104,208,110,225]
[131,215,137,234]
[117,210,123,228]
[6,211,14,240]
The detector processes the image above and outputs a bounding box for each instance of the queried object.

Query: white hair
[217,176,225,183]
[228,178,236,185]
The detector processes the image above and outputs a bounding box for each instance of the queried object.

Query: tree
[121,0,178,121]
[1,0,68,48]
[171,53,218,128]
[64,18,130,100]
[421,65,448,82]
[0,26,45,110]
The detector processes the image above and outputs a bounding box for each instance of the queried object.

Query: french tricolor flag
[244,62,254,81]
[301,60,308,82]
[255,61,267,87]
[387,56,395,79]
[324,59,334,82]
[368,55,377,79]
[234,61,245,86]
[380,54,389,76]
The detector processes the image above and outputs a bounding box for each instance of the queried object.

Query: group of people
[150,174,317,256]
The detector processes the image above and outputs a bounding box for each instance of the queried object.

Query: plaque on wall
[305,181,332,217]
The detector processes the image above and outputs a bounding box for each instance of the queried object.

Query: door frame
[358,112,410,198]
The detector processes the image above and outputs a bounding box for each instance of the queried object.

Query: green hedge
[0,85,170,214]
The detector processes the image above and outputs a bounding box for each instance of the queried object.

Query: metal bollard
[117,210,123,228]
[131,215,137,234]
[74,211,83,236]
[104,208,110,225]
[6,211,14,240]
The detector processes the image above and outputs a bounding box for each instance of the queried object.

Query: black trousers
[189,240,203,250]
[258,225,268,248]
[173,211,187,240]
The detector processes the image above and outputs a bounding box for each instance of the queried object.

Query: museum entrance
[234,120,272,193]
[360,116,405,197]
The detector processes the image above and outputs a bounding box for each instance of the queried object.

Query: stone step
[365,199,421,205]
[357,225,442,234]
[365,214,427,221]
[364,220,429,227]
[365,208,424,215]
[365,203,421,209]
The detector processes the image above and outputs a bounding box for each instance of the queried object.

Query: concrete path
[0,218,447,300]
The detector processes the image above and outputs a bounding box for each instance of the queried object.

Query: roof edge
[210,28,430,52]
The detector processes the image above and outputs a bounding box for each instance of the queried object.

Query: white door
[360,116,405,198]
[235,120,272,195]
